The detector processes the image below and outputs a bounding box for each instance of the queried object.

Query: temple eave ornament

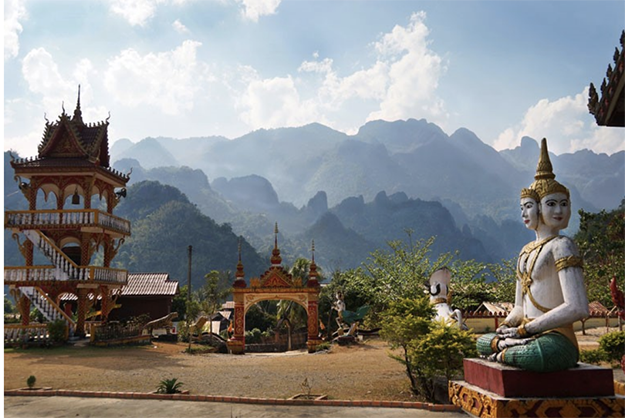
[587,30,625,127]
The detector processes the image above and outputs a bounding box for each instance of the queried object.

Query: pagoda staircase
[23,229,85,280]
[19,286,76,334]
[14,230,80,337]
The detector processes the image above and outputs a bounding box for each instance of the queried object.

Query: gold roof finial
[236,237,245,279]
[528,138,569,200]
[309,240,318,279]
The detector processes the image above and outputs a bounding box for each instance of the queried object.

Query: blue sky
[4,0,625,158]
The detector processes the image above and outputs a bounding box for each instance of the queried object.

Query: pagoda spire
[72,85,84,126]
[270,222,282,266]
[233,237,246,288]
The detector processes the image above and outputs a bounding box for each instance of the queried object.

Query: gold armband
[490,336,501,353]
[517,323,530,337]
[555,256,583,272]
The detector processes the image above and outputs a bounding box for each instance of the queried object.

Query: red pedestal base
[463,358,614,398]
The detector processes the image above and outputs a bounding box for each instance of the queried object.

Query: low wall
[465,315,621,333]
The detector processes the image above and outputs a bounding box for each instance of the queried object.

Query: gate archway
[227,232,321,354]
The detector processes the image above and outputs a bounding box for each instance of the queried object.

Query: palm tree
[275,258,321,348]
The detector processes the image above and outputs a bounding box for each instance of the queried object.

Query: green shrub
[579,348,609,365]
[315,341,332,352]
[380,296,476,403]
[245,328,263,344]
[26,375,36,389]
[598,331,625,361]
[47,319,67,343]
[156,378,184,394]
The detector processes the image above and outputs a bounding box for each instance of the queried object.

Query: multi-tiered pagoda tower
[5,88,131,338]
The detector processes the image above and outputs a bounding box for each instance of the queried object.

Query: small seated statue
[476,138,589,372]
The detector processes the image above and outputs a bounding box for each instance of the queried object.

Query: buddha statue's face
[540,192,571,231]
[520,197,539,230]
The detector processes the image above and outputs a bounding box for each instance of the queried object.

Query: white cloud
[493,88,624,155]
[238,71,318,129]
[108,0,159,27]
[235,11,447,135]
[108,0,192,26]
[4,0,27,61]
[173,19,190,34]
[237,0,281,22]
[368,11,447,125]
[104,40,207,114]
[21,48,75,112]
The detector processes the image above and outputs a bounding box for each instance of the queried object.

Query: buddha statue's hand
[498,326,527,339]
[497,337,532,351]
[495,324,510,334]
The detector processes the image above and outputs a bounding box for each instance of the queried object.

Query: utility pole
[187,245,192,351]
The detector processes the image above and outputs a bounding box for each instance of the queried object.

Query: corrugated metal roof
[122,273,179,296]
[59,273,179,299]
[474,301,513,314]
[588,301,609,315]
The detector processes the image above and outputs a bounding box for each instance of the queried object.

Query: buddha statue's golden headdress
[520,187,539,201]
[526,138,569,200]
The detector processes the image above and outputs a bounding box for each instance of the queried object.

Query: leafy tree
[487,258,517,304]
[575,202,625,307]
[197,270,232,316]
[245,303,277,331]
[360,235,454,322]
[439,257,517,312]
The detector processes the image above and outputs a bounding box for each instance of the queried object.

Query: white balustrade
[6,209,130,235]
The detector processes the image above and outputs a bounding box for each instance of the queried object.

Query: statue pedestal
[449,358,625,417]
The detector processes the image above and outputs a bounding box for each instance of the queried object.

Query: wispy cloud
[173,19,190,34]
[236,0,282,22]
[4,0,27,61]
[104,40,208,114]
[108,0,194,26]
[493,88,623,155]
[236,11,447,134]
[108,0,160,27]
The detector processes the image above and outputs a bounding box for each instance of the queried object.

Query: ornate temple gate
[227,233,321,354]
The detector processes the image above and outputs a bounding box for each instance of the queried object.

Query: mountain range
[106,119,623,271]
[5,118,623,280]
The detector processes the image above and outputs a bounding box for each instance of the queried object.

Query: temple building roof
[588,30,625,127]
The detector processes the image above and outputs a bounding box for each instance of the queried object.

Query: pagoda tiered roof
[10,86,128,182]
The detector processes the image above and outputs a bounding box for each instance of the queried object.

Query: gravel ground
[4,339,415,401]
[5,328,624,401]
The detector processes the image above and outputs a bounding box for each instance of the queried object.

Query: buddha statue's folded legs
[476,330,578,372]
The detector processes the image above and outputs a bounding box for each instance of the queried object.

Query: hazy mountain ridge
[5,118,621,279]
[110,119,622,215]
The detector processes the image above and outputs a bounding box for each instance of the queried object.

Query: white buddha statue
[477,138,589,372]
